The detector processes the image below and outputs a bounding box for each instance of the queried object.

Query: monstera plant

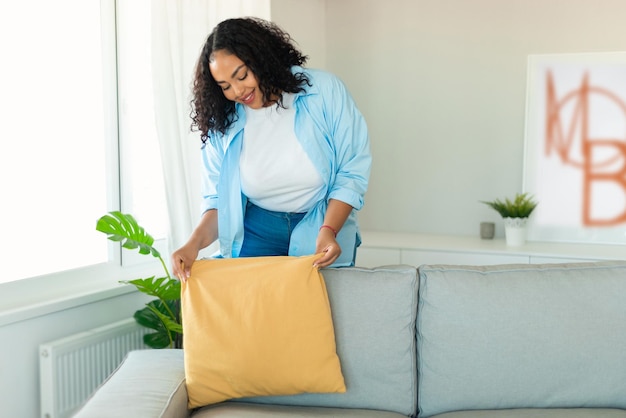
[96,211,182,348]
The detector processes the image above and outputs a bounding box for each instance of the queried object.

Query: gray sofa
[74,261,626,418]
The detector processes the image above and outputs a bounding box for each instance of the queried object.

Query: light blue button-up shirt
[200,67,371,266]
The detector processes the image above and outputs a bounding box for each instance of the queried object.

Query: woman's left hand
[314,227,342,268]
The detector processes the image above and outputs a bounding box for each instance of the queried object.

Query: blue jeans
[239,201,307,257]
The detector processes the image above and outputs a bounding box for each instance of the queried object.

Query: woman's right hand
[171,209,219,283]
[171,243,199,283]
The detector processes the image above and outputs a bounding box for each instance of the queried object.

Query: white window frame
[0,0,165,327]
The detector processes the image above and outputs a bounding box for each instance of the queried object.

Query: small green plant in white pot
[481,193,538,246]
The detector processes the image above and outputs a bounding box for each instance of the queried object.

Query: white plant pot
[504,217,528,246]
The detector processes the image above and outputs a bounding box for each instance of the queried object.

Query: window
[0,0,167,285]
[117,0,169,242]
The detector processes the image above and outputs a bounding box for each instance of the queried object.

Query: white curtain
[151,0,271,256]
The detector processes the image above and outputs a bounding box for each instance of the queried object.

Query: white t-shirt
[240,93,324,213]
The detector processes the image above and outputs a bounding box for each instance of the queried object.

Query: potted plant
[96,211,182,348]
[481,192,538,246]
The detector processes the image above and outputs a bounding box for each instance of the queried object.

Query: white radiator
[39,318,149,418]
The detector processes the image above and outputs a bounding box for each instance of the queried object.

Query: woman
[172,17,370,281]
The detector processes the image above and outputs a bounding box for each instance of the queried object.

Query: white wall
[271,0,327,69]
[274,0,626,238]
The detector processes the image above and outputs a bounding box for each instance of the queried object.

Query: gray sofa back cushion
[416,261,626,418]
[237,265,418,417]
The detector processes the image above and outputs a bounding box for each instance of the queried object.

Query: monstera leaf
[134,300,182,349]
[122,276,181,301]
[96,211,160,257]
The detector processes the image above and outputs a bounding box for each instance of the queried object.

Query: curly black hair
[191,17,310,144]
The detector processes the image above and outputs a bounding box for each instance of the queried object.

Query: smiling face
[209,49,265,109]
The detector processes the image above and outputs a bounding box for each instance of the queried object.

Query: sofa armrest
[73,349,189,418]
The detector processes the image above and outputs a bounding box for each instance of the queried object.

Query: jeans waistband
[246,200,307,219]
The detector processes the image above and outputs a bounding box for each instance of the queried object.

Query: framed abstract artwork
[523,51,626,244]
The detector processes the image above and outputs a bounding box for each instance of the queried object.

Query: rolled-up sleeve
[325,75,371,210]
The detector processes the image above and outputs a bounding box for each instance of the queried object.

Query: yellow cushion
[181,254,346,408]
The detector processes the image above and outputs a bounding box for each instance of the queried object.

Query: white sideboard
[355,230,626,268]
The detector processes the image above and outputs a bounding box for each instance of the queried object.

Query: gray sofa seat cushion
[430,408,626,418]
[192,402,408,417]
[236,265,419,417]
[73,349,188,418]
[417,261,626,418]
